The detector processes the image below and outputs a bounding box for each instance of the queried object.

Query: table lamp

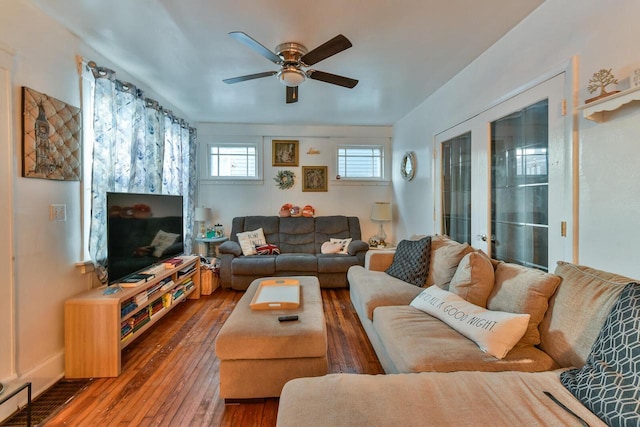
[371,202,392,247]
[194,207,211,238]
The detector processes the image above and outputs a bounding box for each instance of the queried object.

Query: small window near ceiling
[207,142,260,179]
[337,145,384,180]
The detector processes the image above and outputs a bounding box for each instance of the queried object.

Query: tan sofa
[277,236,637,426]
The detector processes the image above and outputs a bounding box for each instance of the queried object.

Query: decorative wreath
[274,170,295,190]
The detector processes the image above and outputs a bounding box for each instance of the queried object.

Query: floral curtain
[88,66,196,282]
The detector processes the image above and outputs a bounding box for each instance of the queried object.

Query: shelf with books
[65,255,201,378]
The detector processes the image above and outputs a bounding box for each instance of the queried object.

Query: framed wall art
[302,166,328,192]
[22,86,81,181]
[272,140,299,167]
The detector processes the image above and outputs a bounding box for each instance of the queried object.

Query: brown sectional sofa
[277,235,638,426]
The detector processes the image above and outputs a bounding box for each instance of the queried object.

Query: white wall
[392,0,640,279]
[0,1,193,416]
[196,123,393,245]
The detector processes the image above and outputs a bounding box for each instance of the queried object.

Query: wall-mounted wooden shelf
[578,86,640,122]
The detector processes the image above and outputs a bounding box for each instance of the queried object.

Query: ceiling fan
[223,32,359,103]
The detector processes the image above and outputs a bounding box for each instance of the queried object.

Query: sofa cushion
[330,237,352,254]
[317,254,359,273]
[487,263,561,346]
[279,217,316,254]
[410,286,530,359]
[237,228,266,256]
[275,253,317,272]
[277,370,608,427]
[372,305,557,373]
[232,255,276,275]
[539,261,632,368]
[426,235,474,289]
[321,241,343,254]
[255,243,280,255]
[448,250,494,307]
[560,283,640,427]
[385,237,431,286]
[348,266,423,321]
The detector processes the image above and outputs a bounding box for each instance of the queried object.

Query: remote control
[278,315,299,322]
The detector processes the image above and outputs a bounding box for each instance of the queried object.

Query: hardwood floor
[45,287,383,426]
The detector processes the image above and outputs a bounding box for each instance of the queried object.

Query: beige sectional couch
[277,236,639,426]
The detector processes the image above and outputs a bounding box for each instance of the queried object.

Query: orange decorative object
[302,205,315,217]
[279,203,293,217]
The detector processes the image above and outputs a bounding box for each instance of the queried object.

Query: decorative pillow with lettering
[330,237,352,255]
[236,228,267,256]
[560,283,640,427]
[410,285,530,359]
[150,230,180,258]
[255,243,280,255]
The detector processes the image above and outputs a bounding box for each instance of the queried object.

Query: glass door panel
[491,99,549,270]
[441,132,471,244]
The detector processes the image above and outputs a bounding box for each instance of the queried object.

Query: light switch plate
[50,204,67,221]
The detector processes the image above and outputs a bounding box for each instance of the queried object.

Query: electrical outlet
[50,204,67,222]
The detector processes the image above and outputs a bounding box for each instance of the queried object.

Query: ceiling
[30,0,544,126]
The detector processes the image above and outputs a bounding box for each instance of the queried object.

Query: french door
[434,73,572,271]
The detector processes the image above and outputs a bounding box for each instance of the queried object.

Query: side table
[195,236,228,258]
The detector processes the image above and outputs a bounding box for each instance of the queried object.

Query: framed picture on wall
[272,140,299,166]
[302,166,328,192]
[22,86,81,181]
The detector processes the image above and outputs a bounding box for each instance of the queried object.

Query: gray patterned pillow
[385,237,431,286]
[560,282,640,427]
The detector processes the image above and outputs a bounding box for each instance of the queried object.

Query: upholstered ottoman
[215,276,328,400]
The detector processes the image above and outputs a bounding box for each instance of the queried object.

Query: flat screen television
[107,192,184,284]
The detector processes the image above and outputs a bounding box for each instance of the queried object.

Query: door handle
[479,234,496,242]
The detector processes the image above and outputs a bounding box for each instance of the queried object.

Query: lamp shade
[371,202,392,222]
[194,207,211,222]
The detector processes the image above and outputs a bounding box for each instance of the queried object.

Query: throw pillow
[236,228,267,256]
[330,237,352,255]
[560,283,640,427]
[149,230,180,258]
[426,235,474,289]
[255,243,280,255]
[385,237,431,287]
[448,250,495,307]
[411,286,530,359]
[487,263,561,346]
[321,241,343,254]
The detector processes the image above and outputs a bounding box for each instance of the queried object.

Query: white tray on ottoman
[215,276,328,400]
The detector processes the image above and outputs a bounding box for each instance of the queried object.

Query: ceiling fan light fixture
[278,67,306,87]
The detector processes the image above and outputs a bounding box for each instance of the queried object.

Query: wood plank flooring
[44,287,383,426]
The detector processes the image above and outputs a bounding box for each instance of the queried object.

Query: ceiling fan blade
[228,31,282,64]
[307,70,358,88]
[286,86,299,104]
[300,34,352,66]
[223,71,277,84]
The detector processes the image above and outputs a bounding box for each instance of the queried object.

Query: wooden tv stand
[64,255,201,378]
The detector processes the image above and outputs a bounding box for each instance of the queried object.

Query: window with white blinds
[337,145,384,180]
[207,143,259,179]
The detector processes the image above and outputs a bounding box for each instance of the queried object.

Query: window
[337,145,384,180]
[207,142,260,179]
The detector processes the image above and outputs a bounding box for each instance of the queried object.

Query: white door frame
[0,43,16,384]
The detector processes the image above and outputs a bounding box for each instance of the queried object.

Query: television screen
[107,192,184,283]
